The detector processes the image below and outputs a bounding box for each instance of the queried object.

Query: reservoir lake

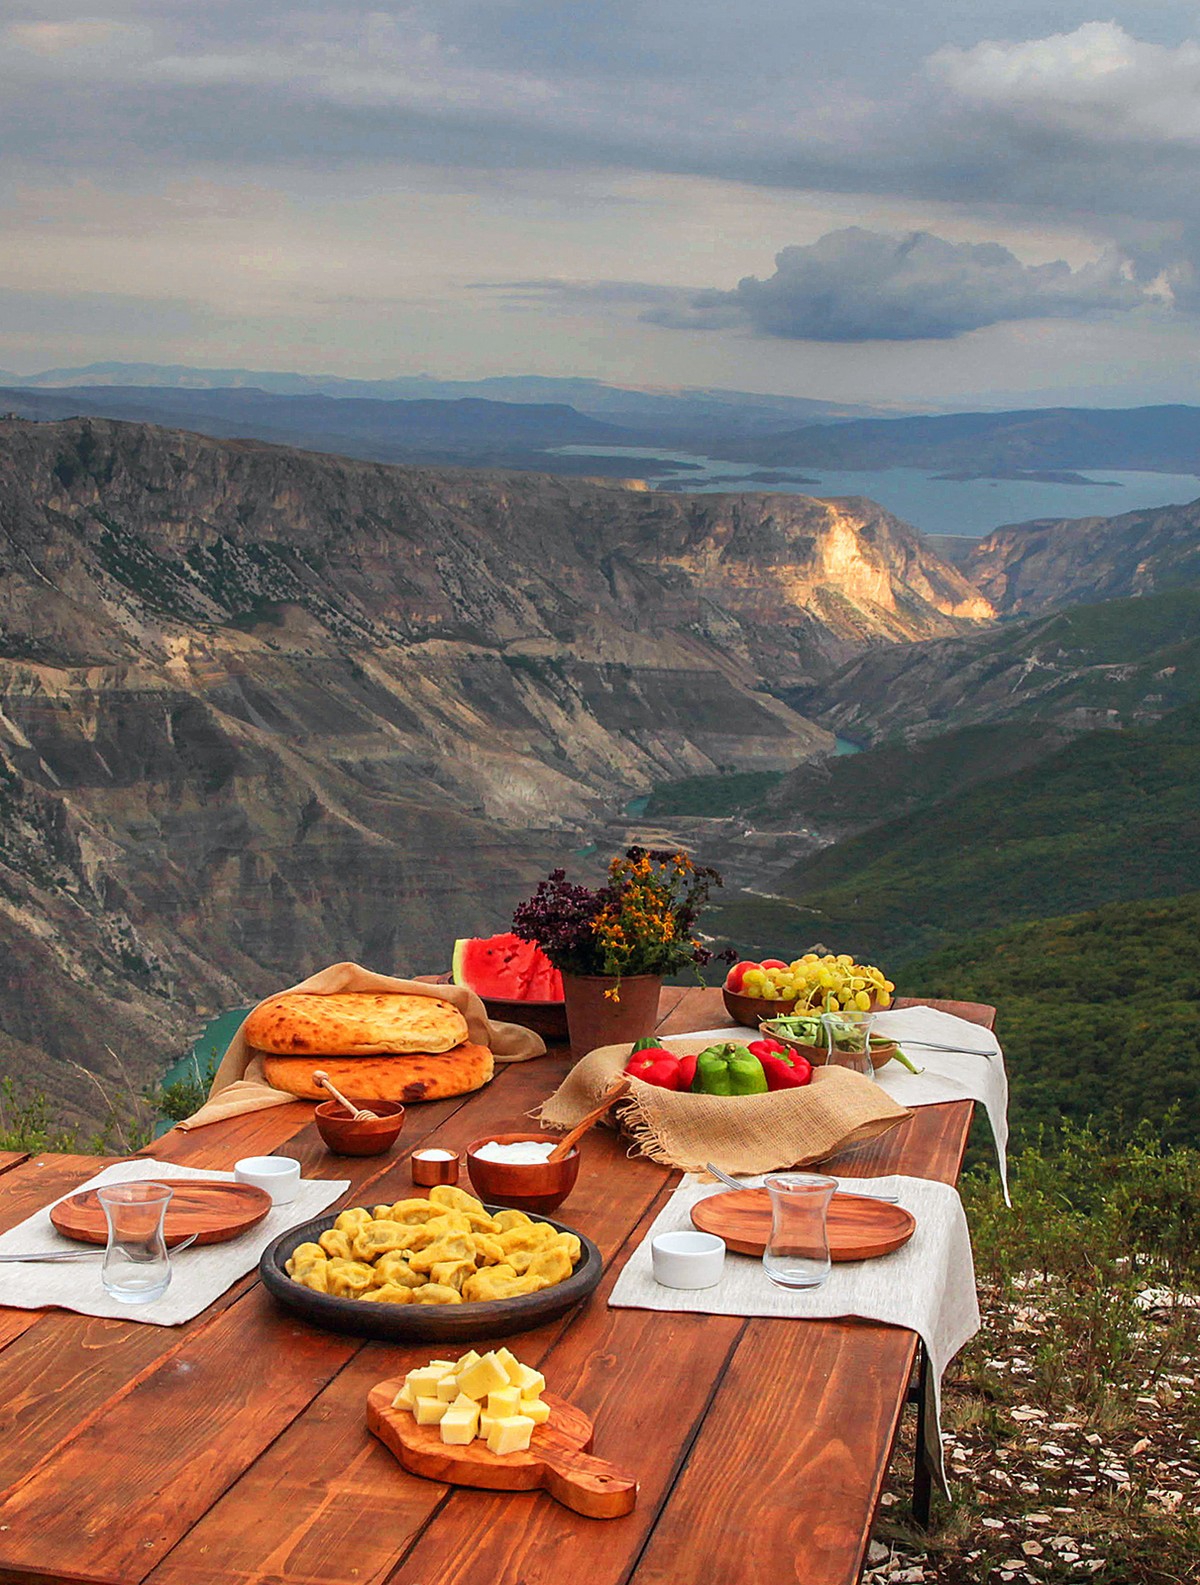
[552,446,1200,539]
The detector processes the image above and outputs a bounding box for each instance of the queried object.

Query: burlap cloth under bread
[536,1034,911,1175]
[178,961,546,1131]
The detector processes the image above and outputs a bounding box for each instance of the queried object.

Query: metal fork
[0,1232,200,1263]
[704,1162,900,1204]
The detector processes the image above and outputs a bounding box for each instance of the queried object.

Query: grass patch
[869,1124,1200,1583]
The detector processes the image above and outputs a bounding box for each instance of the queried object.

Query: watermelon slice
[451,934,564,1003]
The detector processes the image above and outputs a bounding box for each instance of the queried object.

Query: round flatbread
[259,1042,494,1103]
[243,992,469,1057]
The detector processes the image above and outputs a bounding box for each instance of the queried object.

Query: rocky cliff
[0,417,988,1115]
[966,496,1200,614]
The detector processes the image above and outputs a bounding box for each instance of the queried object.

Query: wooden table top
[0,989,995,1585]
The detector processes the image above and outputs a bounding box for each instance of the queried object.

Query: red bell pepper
[758,1049,813,1090]
[624,1046,697,1091]
[746,1037,788,1061]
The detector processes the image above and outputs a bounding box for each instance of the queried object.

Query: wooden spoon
[312,1070,379,1122]
[547,1079,630,1163]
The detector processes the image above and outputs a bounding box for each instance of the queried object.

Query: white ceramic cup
[651,1230,726,1289]
[234,1156,301,1205]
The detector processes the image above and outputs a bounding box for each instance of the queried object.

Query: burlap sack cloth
[537,1035,911,1175]
[178,961,546,1131]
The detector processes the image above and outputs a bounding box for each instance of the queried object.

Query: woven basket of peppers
[624,1034,813,1096]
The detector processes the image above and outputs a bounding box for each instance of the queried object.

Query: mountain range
[0,415,985,1115]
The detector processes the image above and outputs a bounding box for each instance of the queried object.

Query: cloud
[929,22,1200,146]
[643,228,1151,343]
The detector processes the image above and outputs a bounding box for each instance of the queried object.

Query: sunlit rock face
[0,418,989,1114]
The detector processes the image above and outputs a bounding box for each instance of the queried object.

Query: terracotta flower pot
[561,973,662,1061]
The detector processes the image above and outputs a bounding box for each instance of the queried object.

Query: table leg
[911,1343,932,1529]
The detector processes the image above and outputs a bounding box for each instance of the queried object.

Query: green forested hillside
[904,893,1200,1147]
[710,703,1200,966]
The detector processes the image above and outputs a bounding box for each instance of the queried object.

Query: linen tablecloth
[609,1171,980,1492]
[0,1159,348,1326]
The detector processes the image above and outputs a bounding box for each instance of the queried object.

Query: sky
[3,1,1200,406]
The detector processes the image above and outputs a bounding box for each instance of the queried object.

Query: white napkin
[0,1159,348,1327]
[609,1172,980,1493]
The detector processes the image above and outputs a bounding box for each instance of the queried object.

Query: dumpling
[409,1283,463,1305]
[430,1258,476,1292]
[428,1185,486,1216]
[318,1228,354,1260]
[324,1259,378,1298]
[374,1252,425,1289]
[352,1220,413,1261]
[361,1283,414,1304]
[410,1235,475,1273]
[333,1207,373,1235]
[491,1209,533,1233]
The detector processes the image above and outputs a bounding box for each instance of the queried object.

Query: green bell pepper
[692,1041,769,1097]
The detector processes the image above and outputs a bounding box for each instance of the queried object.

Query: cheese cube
[449,1393,480,1421]
[391,1382,415,1412]
[478,1409,503,1440]
[495,1346,522,1384]
[487,1386,521,1417]
[487,1415,534,1455]
[510,1363,545,1398]
[440,1409,478,1446]
[457,1351,509,1401]
[430,1359,456,1371]
[406,1366,447,1399]
[520,1396,550,1426]
[435,1374,460,1402]
[456,1349,482,1372]
[413,1397,449,1426]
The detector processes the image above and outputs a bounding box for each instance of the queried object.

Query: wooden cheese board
[367,1379,638,1519]
[50,1180,272,1248]
[691,1188,916,1261]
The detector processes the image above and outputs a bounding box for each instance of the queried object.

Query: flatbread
[243,992,469,1057]
[259,1042,494,1103]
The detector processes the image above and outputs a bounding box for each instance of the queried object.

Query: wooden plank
[894,995,996,1030]
[145,1090,671,1585]
[0,1052,583,1585]
[0,1153,28,1177]
[631,1317,918,1585]
[0,1155,113,1356]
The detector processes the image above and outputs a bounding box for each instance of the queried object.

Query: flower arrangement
[511,847,727,999]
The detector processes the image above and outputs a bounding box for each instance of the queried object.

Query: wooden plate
[368,1380,637,1518]
[259,1203,603,1343]
[691,1188,915,1262]
[50,1180,272,1248]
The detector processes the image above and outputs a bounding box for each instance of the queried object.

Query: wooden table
[0,988,994,1585]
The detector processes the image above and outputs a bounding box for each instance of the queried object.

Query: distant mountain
[966,497,1200,614]
[737,404,1200,476]
[0,416,985,1116]
[6,363,884,440]
[0,385,634,469]
[797,584,1200,745]
[708,701,1200,969]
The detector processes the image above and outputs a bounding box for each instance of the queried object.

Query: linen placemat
[680,1004,1009,1199]
[0,1159,349,1327]
[608,1172,979,1493]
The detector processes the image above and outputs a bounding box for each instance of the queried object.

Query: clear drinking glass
[762,1172,838,1290]
[98,1182,173,1304]
[821,1010,875,1081]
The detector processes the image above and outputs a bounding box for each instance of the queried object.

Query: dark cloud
[642,228,1151,342]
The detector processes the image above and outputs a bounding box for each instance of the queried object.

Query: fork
[0,1232,201,1263]
[703,1162,900,1204]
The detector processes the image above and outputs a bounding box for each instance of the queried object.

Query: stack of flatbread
[243,991,493,1103]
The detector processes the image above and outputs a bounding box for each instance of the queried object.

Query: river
[552,446,1200,539]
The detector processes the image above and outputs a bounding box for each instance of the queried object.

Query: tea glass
[97,1182,173,1304]
[762,1172,838,1290]
[821,1010,875,1081]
